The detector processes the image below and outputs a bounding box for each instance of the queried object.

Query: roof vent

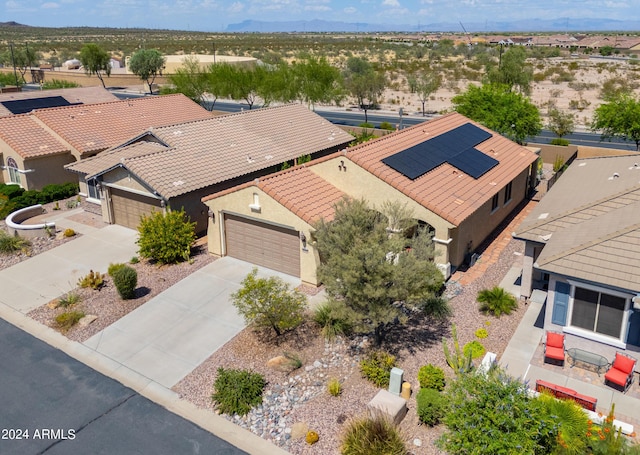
[630,163,639,170]
[247,156,254,163]
[538,212,549,220]
[608,172,620,180]
[578,163,586,167]
[173,180,184,186]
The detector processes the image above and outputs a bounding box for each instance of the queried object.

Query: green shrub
[536,392,589,455]
[112,265,138,300]
[0,184,25,199]
[475,328,488,339]
[0,230,30,254]
[0,182,77,220]
[553,154,566,172]
[211,367,266,416]
[107,262,127,277]
[416,387,447,426]
[358,122,374,128]
[477,286,518,317]
[379,121,395,131]
[359,350,396,388]
[42,79,81,89]
[463,341,486,360]
[283,352,302,371]
[129,256,139,264]
[55,310,85,332]
[57,292,81,308]
[328,378,342,397]
[550,138,570,146]
[77,270,104,290]
[420,295,452,319]
[313,300,352,340]
[137,209,196,264]
[417,364,445,391]
[341,413,406,455]
[443,324,473,375]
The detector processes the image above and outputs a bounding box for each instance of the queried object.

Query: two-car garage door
[110,188,163,230]
[224,214,301,277]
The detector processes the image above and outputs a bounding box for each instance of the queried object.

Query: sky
[2,0,637,31]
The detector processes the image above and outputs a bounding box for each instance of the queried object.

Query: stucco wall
[203,186,320,286]
[102,167,155,194]
[23,154,77,190]
[0,140,25,186]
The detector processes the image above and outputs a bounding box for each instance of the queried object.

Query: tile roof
[343,112,539,225]
[0,114,69,158]
[0,87,118,117]
[33,94,212,156]
[85,104,353,199]
[514,155,640,292]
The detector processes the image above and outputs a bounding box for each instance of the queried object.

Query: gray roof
[515,155,640,292]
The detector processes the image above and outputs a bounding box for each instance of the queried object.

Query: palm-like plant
[477,286,518,317]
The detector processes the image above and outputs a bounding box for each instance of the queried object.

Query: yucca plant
[477,286,518,317]
[442,324,473,375]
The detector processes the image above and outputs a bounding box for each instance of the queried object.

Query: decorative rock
[313,360,322,368]
[78,314,97,327]
[47,300,60,309]
[413,438,422,447]
[267,355,293,371]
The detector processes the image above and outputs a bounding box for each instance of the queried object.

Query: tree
[79,43,111,89]
[591,94,640,151]
[487,46,533,95]
[163,56,210,108]
[128,49,165,94]
[415,72,441,116]
[136,209,196,264]
[292,55,343,109]
[547,108,575,139]
[231,268,306,337]
[314,198,446,346]
[599,45,614,56]
[342,57,386,124]
[1,46,40,84]
[453,83,542,144]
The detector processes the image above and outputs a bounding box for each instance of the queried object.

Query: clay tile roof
[0,114,69,158]
[111,104,353,199]
[344,112,539,226]
[258,166,345,224]
[0,86,118,117]
[32,94,212,156]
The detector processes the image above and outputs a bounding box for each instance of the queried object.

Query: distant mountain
[226,18,640,33]
[0,21,29,27]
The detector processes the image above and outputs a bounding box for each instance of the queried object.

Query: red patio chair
[544,331,565,365]
[605,352,637,393]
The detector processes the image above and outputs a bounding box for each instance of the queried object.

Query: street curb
[0,302,289,455]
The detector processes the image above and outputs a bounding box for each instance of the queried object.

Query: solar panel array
[1,96,80,115]
[382,123,499,180]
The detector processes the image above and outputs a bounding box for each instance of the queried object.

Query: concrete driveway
[83,257,300,388]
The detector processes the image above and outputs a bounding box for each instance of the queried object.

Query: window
[491,193,499,212]
[504,181,513,204]
[87,178,100,201]
[6,157,21,186]
[571,287,626,338]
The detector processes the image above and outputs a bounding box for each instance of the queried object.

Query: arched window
[6,157,21,186]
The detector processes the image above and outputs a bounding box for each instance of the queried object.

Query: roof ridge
[31,93,187,115]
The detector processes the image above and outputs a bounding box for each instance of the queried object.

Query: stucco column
[520,242,535,298]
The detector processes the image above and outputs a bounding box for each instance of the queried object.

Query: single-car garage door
[224,214,301,277]
[110,187,163,230]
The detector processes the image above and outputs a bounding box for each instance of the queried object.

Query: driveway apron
[83,257,300,388]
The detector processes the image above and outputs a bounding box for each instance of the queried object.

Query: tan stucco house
[514,155,640,350]
[0,91,212,191]
[202,112,540,285]
[65,104,354,233]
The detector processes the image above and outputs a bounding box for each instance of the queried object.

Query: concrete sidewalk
[84,257,300,388]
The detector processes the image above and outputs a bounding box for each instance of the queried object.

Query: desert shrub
[359,122,374,128]
[341,413,406,455]
[283,352,302,371]
[463,340,486,359]
[112,265,138,300]
[328,378,342,397]
[77,270,104,290]
[107,262,127,277]
[0,182,77,219]
[416,387,447,426]
[306,430,319,445]
[360,350,396,388]
[137,209,196,264]
[475,328,488,339]
[42,79,80,89]
[232,268,306,337]
[313,300,352,340]
[477,286,518,317]
[553,155,566,172]
[417,364,445,391]
[550,138,570,146]
[420,295,452,319]
[130,256,139,264]
[63,228,76,237]
[55,310,85,332]
[379,121,395,131]
[211,367,266,416]
[57,292,81,308]
[0,230,30,253]
[443,324,473,375]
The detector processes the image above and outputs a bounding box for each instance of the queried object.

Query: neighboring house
[0,86,118,117]
[0,93,212,190]
[65,104,354,233]
[202,112,539,284]
[514,155,640,350]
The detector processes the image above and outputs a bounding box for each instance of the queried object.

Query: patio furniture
[535,379,597,411]
[544,331,565,365]
[605,352,637,393]
[566,348,610,375]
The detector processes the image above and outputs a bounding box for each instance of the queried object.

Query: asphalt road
[0,319,247,455]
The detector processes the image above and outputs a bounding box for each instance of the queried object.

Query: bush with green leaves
[477,286,518,317]
[416,387,447,426]
[0,229,30,254]
[550,138,570,146]
[327,378,342,397]
[359,350,396,388]
[536,391,589,455]
[474,328,488,339]
[0,182,78,219]
[211,367,266,416]
[340,413,406,455]
[57,292,81,308]
[463,340,486,360]
[136,209,196,264]
[379,121,395,131]
[443,324,473,375]
[55,310,85,332]
[417,364,445,391]
[313,300,352,340]
[112,265,138,300]
[107,262,126,277]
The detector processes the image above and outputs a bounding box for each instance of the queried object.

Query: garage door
[110,188,163,230]
[224,214,301,277]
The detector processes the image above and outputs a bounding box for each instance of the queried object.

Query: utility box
[389,367,404,396]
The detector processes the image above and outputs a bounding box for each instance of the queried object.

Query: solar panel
[382,123,495,180]
[1,96,80,115]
